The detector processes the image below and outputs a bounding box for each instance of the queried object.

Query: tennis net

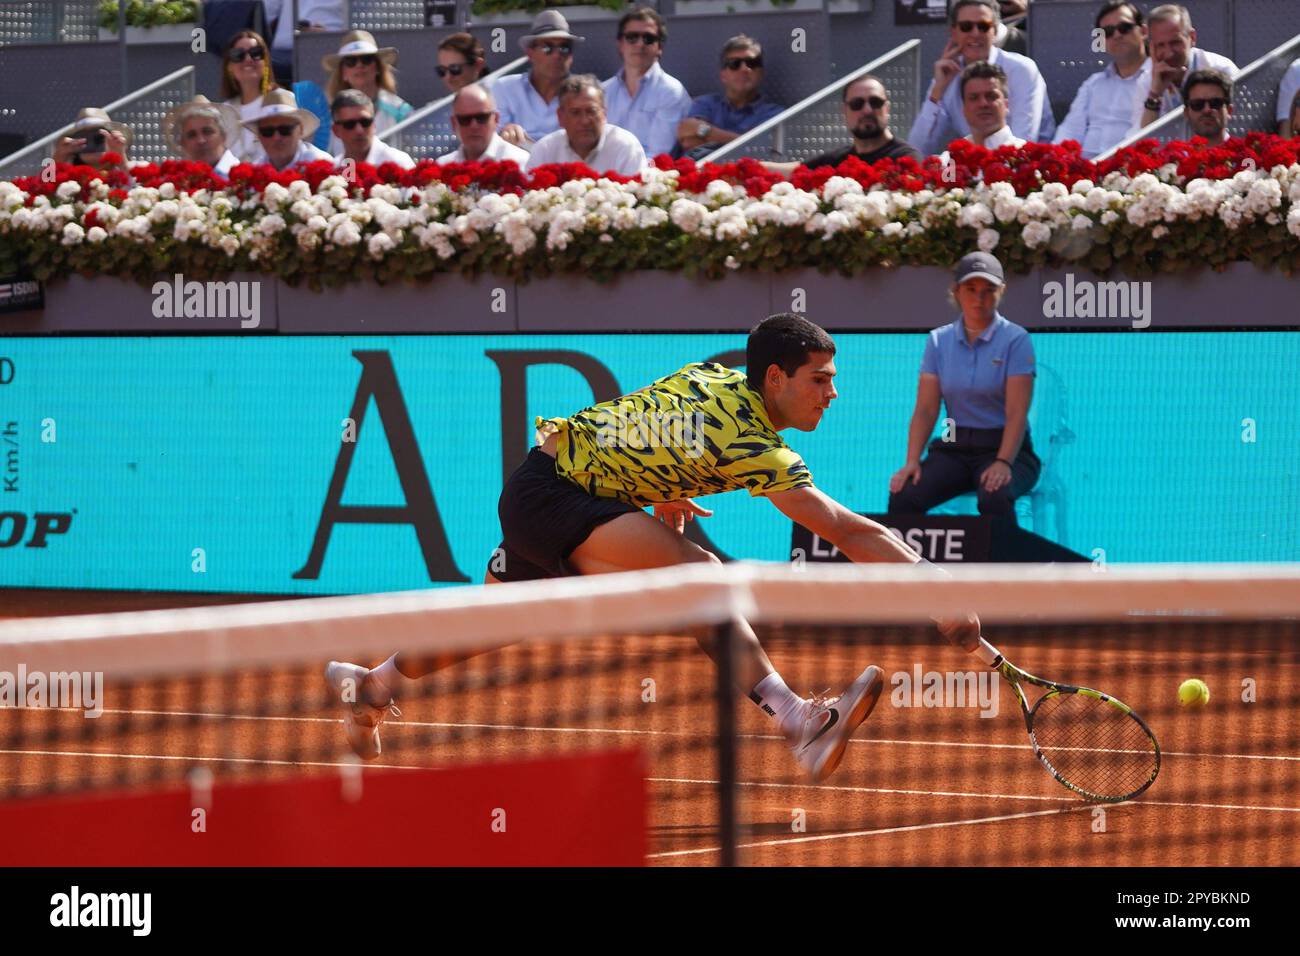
[1,563,1298,866]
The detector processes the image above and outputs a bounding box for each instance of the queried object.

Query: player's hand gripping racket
[974,637,1161,803]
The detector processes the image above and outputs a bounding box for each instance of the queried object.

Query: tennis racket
[975,637,1161,803]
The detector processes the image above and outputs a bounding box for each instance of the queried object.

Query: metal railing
[0,66,196,179]
[1096,32,1300,161]
[379,55,528,159]
[708,39,920,163]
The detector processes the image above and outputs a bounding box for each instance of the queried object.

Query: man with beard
[1181,70,1233,146]
[1134,4,1236,130]
[801,76,922,168]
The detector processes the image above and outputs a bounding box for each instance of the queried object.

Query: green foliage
[99,1,199,32]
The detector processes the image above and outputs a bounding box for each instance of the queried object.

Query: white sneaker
[325,661,400,761]
[789,665,884,783]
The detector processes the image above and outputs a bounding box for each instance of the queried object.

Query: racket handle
[974,636,1001,667]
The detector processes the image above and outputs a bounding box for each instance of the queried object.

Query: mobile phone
[85,129,106,152]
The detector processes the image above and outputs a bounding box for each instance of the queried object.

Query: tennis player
[329,314,981,781]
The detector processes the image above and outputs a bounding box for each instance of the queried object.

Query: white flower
[880,221,904,238]
[86,225,107,243]
[1021,221,1051,248]
[367,232,395,257]
[1287,206,1300,238]
[56,181,81,201]
[1151,224,1169,238]
[330,220,362,246]
[60,222,84,245]
[158,182,176,200]
[1100,210,1119,225]
[258,214,286,236]
[669,198,707,233]
[1071,214,1093,232]
[977,228,1000,252]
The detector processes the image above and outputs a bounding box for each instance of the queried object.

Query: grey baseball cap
[953,251,1005,286]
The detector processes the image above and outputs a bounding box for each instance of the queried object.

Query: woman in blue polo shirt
[888,252,1040,521]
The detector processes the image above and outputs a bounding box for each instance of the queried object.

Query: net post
[714,619,738,867]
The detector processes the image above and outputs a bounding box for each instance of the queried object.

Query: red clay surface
[3,589,1298,866]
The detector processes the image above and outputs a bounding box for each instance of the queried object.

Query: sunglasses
[342,54,378,68]
[257,123,298,138]
[436,62,471,78]
[724,55,763,71]
[533,42,572,56]
[1101,21,1139,38]
[453,112,493,126]
[956,21,994,33]
[847,95,887,111]
[183,126,219,140]
[336,117,374,130]
[619,31,661,46]
[1187,97,1227,111]
[229,45,265,63]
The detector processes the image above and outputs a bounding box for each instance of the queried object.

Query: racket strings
[1031,692,1158,800]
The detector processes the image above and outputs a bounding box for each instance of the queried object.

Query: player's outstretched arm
[768,485,920,564]
[768,485,982,652]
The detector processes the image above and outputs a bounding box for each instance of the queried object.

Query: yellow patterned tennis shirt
[535,362,814,507]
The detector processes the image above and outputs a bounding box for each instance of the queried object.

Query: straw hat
[68,107,133,149]
[162,96,242,151]
[238,89,320,139]
[321,30,399,72]
[518,10,585,53]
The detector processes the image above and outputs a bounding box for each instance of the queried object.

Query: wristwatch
[1144,95,1162,112]
[696,121,712,139]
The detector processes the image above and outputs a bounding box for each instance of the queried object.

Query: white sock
[749,672,807,738]
[365,654,421,706]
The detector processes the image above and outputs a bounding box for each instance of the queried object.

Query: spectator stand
[0,65,196,179]
[379,55,529,159]
[1028,1,1232,131]
[1097,28,1300,157]
[708,38,920,163]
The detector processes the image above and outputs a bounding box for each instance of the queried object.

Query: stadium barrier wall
[0,329,1295,595]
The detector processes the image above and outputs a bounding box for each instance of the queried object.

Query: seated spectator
[1054,2,1151,159]
[677,35,784,160]
[804,76,922,167]
[262,0,344,85]
[993,0,1028,55]
[526,75,647,176]
[437,33,490,95]
[1183,70,1233,146]
[1135,4,1237,130]
[331,90,415,170]
[940,61,1026,169]
[601,7,691,159]
[909,0,1054,156]
[243,90,333,170]
[320,31,414,156]
[888,252,1039,524]
[1289,89,1300,140]
[1278,57,1300,138]
[436,85,531,166]
[163,96,242,176]
[52,108,131,168]
[220,29,279,162]
[495,10,584,146]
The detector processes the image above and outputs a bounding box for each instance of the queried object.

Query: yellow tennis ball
[1178,678,1210,708]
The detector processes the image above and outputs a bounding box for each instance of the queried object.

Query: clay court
[3,586,1297,867]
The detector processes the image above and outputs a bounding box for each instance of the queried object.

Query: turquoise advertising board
[1,333,1296,593]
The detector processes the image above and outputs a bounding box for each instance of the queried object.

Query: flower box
[98,23,196,44]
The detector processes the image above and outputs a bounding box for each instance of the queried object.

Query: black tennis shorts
[488,448,640,583]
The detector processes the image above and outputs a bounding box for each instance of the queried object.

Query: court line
[0,748,431,772]
[90,708,1300,763]
[649,805,1096,859]
[647,775,1300,814]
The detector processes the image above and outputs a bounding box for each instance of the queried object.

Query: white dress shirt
[436,133,531,166]
[262,0,344,54]
[1136,47,1239,126]
[226,97,267,162]
[910,46,1056,156]
[524,124,647,175]
[1054,58,1152,158]
[335,139,416,169]
[601,62,692,159]
[493,73,563,142]
[214,149,241,177]
[1276,57,1300,124]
